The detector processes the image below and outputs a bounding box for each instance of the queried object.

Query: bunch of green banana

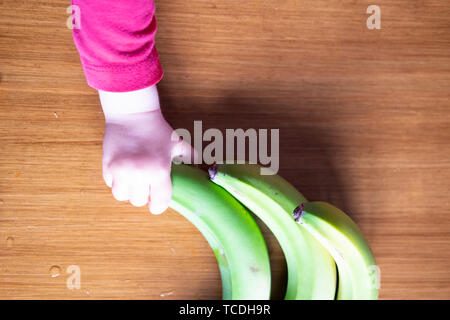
[169,164,271,300]
[208,163,336,300]
[209,163,379,300]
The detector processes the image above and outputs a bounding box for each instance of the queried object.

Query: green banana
[169,164,271,300]
[293,202,379,300]
[209,163,337,300]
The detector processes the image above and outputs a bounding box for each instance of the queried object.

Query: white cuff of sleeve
[98,85,161,121]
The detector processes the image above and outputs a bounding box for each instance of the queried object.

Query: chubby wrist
[99,85,161,121]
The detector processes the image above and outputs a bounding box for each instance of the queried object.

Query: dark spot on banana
[250,266,259,273]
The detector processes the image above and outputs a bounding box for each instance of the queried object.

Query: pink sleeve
[71,0,163,92]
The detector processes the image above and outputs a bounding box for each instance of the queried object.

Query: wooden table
[0,0,449,299]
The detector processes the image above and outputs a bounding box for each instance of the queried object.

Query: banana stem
[208,163,218,180]
[292,204,305,223]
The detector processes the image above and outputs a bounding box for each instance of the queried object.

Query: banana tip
[292,203,304,223]
[208,163,218,180]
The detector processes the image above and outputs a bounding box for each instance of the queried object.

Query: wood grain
[0,0,449,299]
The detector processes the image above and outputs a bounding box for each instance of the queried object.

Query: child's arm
[71,0,162,91]
[71,1,194,214]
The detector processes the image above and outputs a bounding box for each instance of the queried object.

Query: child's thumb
[171,140,199,165]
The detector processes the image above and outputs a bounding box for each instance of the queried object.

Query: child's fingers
[149,172,172,215]
[111,176,129,201]
[129,180,150,207]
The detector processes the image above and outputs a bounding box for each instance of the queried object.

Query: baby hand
[99,86,194,214]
